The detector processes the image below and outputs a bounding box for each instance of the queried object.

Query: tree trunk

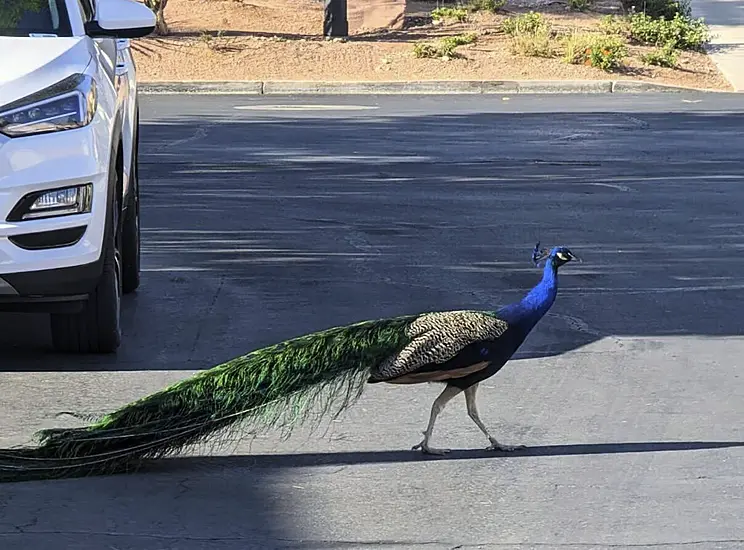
[155,6,168,35]
[323,0,348,37]
[144,0,169,35]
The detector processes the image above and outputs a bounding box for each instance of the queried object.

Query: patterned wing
[367,310,509,382]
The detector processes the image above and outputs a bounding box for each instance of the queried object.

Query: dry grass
[510,26,556,58]
[130,0,732,91]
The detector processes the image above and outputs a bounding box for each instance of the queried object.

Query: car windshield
[0,0,72,37]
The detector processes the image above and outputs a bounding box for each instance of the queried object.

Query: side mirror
[85,0,156,39]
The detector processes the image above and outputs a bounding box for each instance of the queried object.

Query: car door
[77,0,118,91]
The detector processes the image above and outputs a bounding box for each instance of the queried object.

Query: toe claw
[422,446,450,456]
[412,440,450,455]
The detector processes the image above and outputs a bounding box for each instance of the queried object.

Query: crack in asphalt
[0,531,743,548]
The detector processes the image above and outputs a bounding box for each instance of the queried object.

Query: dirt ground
[131,0,733,91]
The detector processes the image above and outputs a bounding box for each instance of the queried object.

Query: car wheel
[122,111,141,295]
[49,157,123,354]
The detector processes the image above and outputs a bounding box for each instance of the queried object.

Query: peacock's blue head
[532,242,580,268]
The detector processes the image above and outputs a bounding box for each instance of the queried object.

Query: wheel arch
[101,111,126,265]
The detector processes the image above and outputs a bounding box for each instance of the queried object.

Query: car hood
[0,37,93,109]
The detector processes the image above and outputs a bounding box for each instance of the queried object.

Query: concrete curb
[139,79,733,95]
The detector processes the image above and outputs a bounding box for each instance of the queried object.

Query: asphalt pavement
[2,92,744,549]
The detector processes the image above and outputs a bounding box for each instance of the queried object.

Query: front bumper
[0,259,103,312]
[0,116,111,308]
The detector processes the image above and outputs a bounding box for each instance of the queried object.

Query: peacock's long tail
[0,314,416,483]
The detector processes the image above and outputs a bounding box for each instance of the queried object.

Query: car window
[0,0,73,37]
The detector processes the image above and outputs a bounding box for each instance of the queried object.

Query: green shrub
[440,32,477,50]
[629,12,709,51]
[641,40,680,66]
[619,0,690,18]
[413,43,440,58]
[568,0,592,11]
[510,26,556,57]
[599,15,630,36]
[467,0,506,12]
[563,33,627,70]
[562,32,595,63]
[413,33,477,58]
[431,7,468,23]
[502,11,546,36]
[586,36,627,70]
[502,12,555,58]
[636,0,690,19]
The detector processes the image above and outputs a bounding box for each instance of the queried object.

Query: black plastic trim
[0,256,104,298]
[0,295,87,314]
[84,21,155,39]
[8,226,87,251]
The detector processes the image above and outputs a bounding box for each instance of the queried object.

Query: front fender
[113,38,137,204]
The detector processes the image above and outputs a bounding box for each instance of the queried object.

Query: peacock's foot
[412,440,450,455]
[486,440,526,452]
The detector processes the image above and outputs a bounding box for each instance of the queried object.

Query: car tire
[121,110,141,295]
[49,153,123,354]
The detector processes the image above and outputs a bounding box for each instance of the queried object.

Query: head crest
[531,241,550,266]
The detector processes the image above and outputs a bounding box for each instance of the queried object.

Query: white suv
[0,0,155,353]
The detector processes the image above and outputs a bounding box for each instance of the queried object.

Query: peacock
[0,243,579,482]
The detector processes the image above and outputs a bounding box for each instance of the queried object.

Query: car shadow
[2,107,744,375]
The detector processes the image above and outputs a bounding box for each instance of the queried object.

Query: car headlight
[0,74,97,138]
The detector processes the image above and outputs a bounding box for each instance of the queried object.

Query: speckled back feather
[368,311,509,381]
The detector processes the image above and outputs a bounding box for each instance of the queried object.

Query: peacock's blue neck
[496,260,558,331]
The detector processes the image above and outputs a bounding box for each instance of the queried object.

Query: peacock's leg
[412,384,462,455]
[464,383,526,452]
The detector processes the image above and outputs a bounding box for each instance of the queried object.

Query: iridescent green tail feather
[0,314,417,482]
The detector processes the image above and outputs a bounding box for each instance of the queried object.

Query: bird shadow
[145,440,744,474]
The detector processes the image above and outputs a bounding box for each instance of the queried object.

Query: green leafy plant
[438,32,478,55]
[510,26,556,57]
[503,12,556,58]
[568,0,592,11]
[599,15,631,36]
[501,11,546,36]
[563,33,627,70]
[561,32,596,63]
[586,36,627,70]
[634,0,691,19]
[413,43,439,58]
[467,0,506,12]
[641,40,680,66]
[413,33,477,58]
[629,12,709,51]
[619,0,690,18]
[431,6,468,23]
